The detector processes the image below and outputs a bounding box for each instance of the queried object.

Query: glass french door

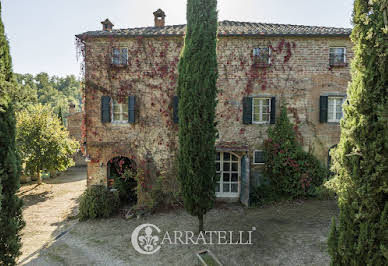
[215,152,240,197]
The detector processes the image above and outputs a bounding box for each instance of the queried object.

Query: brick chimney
[153,9,166,27]
[101,19,114,31]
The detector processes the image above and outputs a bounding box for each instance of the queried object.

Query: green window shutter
[270,97,276,124]
[173,96,179,124]
[320,96,328,123]
[101,96,111,123]
[242,97,252,124]
[128,96,136,123]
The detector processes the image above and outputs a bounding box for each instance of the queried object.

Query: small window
[253,47,271,66]
[253,150,266,164]
[252,98,271,124]
[112,47,128,65]
[328,97,344,122]
[329,47,346,66]
[112,98,128,123]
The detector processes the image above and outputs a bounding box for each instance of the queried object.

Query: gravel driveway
[17,167,86,265]
[23,197,338,266]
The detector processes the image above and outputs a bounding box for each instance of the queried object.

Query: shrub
[264,105,328,198]
[297,151,329,196]
[112,159,182,210]
[79,185,119,221]
[112,169,137,204]
[313,183,336,200]
[250,184,278,206]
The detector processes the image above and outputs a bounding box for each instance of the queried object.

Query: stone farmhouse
[76,9,352,205]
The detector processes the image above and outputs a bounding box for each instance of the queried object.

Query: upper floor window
[252,98,271,124]
[329,47,346,66]
[328,96,344,123]
[112,98,128,123]
[112,47,128,66]
[253,47,271,66]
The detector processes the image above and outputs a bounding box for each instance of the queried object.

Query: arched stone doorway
[107,156,137,204]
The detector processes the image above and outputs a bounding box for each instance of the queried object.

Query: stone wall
[67,111,86,166]
[83,35,352,187]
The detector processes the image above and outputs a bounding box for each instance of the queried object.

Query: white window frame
[111,47,128,66]
[253,150,266,165]
[329,47,346,65]
[252,97,271,124]
[327,96,345,123]
[215,152,240,198]
[111,99,128,123]
[253,47,271,65]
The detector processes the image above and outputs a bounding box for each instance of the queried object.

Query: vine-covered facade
[76,10,353,204]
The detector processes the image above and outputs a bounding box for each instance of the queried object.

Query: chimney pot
[101,19,114,31]
[153,9,166,27]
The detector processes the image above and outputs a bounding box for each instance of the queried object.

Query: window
[112,98,128,123]
[253,150,266,164]
[253,47,271,66]
[328,97,344,122]
[112,47,128,65]
[329,47,346,66]
[252,98,271,124]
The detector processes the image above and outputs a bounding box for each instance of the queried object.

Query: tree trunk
[198,214,204,233]
[37,170,42,185]
[49,169,56,178]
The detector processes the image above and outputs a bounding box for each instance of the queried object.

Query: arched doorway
[215,152,241,198]
[107,156,137,204]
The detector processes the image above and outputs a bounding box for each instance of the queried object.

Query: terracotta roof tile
[77,20,351,39]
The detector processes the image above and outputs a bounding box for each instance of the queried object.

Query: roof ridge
[220,20,351,30]
[77,20,352,39]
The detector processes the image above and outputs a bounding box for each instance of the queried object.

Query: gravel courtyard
[17,167,86,265]
[22,190,338,266]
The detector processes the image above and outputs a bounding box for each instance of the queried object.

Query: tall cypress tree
[328,0,388,264]
[177,0,218,232]
[0,2,25,265]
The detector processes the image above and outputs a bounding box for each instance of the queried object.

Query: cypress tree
[328,0,388,264]
[177,0,218,232]
[0,2,25,265]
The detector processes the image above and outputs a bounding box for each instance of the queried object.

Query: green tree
[264,106,328,198]
[0,2,25,264]
[16,104,79,184]
[12,73,38,111]
[328,0,388,264]
[13,73,82,120]
[177,0,218,232]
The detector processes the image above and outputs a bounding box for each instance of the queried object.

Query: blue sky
[2,0,354,77]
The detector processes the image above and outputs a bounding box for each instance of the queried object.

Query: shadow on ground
[25,199,338,266]
[20,191,54,208]
[17,166,86,265]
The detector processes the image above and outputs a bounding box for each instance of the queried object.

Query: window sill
[252,122,270,125]
[110,64,128,68]
[253,162,265,165]
[329,63,347,67]
[111,121,129,125]
[327,121,341,124]
[252,62,271,68]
